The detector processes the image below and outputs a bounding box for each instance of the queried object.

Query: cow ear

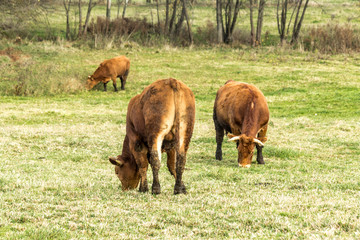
[109,156,124,167]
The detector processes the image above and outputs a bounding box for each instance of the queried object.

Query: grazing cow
[109,78,195,194]
[213,80,269,168]
[86,56,130,91]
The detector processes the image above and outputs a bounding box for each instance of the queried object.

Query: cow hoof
[174,184,187,194]
[257,157,265,164]
[215,151,222,161]
[152,185,161,195]
[139,186,149,193]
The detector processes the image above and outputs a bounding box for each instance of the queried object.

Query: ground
[0,43,359,238]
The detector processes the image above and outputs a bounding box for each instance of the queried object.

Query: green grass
[0,39,360,238]
[1,1,360,237]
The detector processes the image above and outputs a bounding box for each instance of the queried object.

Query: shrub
[302,23,360,53]
[86,17,161,48]
[0,47,85,96]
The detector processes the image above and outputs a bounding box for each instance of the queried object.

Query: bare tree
[216,0,224,43]
[291,0,310,44]
[117,0,123,18]
[106,0,111,20]
[249,0,255,46]
[164,0,193,44]
[165,0,170,32]
[276,0,287,44]
[277,0,310,45]
[122,0,128,18]
[83,0,97,36]
[63,0,72,40]
[106,0,111,33]
[168,0,178,34]
[78,0,82,37]
[182,0,193,44]
[255,0,265,45]
[216,0,243,44]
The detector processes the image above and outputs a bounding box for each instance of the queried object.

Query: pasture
[1,42,360,239]
[1,1,360,238]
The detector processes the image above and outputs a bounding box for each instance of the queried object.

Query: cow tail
[170,79,180,151]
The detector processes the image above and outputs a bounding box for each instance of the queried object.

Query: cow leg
[174,150,187,194]
[138,162,149,192]
[149,150,161,195]
[120,70,129,90]
[148,134,164,195]
[112,77,118,92]
[120,76,126,90]
[174,118,193,195]
[103,82,108,92]
[256,125,268,165]
[166,148,176,178]
[214,119,224,161]
[256,145,265,164]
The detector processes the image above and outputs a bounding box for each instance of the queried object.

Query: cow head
[85,75,98,90]
[109,155,140,191]
[228,133,264,168]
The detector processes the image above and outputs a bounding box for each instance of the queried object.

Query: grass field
[1,40,360,238]
[1,0,360,238]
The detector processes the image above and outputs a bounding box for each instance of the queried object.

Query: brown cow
[213,80,269,168]
[109,78,195,194]
[86,56,130,92]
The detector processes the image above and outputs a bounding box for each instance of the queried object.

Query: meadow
[1,1,360,239]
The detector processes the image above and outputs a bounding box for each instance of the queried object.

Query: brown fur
[109,78,195,194]
[86,56,130,91]
[213,81,269,167]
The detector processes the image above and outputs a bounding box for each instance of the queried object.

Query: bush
[86,17,162,48]
[0,47,84,96]
[302,23,360,53]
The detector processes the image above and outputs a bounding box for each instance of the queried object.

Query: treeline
[1,0,360,53]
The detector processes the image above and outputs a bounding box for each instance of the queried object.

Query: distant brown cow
[213,80,269,168]
[109,78,195,194]
[86,56,130,92]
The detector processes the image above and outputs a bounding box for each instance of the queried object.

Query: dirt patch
[0,47,22,62]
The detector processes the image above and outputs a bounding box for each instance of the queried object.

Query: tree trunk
[156,0,160,29]
[78,0,82,38]
[249,0,255,46]
[224,0,241,44]
[174,3,185,37]
[106,0,111,33]
[182,0,193,44]
[106,0,111,20]
[165,0,170,32]
[83,0,96,36]
[277,0,287,44]
[122,0,128,18]
[216,0,224,43]
[169,0,178,34]
[63,0,72,40]
[255,0,265,45]
[117,0,122,18]
[291,0,309,44]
